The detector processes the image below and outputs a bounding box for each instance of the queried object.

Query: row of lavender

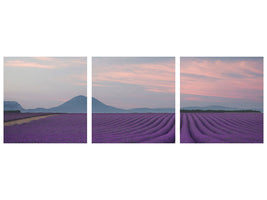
[180,113,263,143]
[92,113,175,143]
[4,113,87,143]
[4,112,263,143]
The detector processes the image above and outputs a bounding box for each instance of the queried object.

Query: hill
[181,105,261,113]
[92,97,125,113]
[4,95,87,113]
[4,101,25,112]
[181,105,239,111]
[92,97,174,113]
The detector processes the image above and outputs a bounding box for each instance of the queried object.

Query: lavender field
[4,113,87,143]
[92,113,175,143]
[180,113,263,143]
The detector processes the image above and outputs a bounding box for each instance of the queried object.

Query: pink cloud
[34,57,56,61]
[181,59,263,79]
[93,63,175,93]
[7,57,87,69]
[5,60,54,69]
[180,58,263,101]
[185,97,204,101]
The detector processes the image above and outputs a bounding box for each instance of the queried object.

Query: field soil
[4,114,58,126]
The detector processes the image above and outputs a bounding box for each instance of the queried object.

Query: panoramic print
[4,57,87,143]
[180,57,263,143]
[92,57,175,143]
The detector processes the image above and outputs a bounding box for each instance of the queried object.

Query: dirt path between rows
[4,114,59,126]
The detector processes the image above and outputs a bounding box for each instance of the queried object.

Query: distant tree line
[4,110,21,113]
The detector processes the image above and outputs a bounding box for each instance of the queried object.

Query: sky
[92,57,175,109]
[4,57,87,109]
[180,57,263,111]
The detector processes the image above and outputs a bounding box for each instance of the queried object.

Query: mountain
[92,97,175,113]
[181,105,240,111]
[4,95,87,113]
[48,95,87,113]
[92,97,126,113]
[4,101,25,112]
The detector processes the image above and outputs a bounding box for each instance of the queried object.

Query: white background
[0,0,266,199]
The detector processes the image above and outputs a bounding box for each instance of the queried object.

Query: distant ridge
[92,97,175,113]
[4,95,87,113]
[4,101,25,112]
[181,105,238,110]
[181,105,261,113]
[92,97,125,113]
